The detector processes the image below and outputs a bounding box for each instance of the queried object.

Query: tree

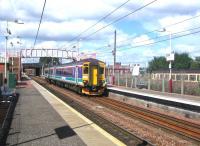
[148,53,193,72]
[190,57,200,69]
[172,53,192,69]
[148,56,168,72]
[190,61,200,69]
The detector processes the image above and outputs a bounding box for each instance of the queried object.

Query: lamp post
[159,28,174,93]
[4,20,24,80]
[4,21,11,79]
[169,31,173,93]
[5,35,8,78]
[17,38,23,82]
[10,42,14,73]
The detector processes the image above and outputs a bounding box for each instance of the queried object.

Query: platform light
[158,28,174,93]
[4,20,24,80]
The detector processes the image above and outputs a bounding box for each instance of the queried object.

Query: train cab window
[99,67,104,74]
[83,67,88,74]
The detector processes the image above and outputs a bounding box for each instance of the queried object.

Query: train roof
[48,58,105,68]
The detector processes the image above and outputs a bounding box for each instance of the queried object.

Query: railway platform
[6,79,125,146]
[108,86,200,113]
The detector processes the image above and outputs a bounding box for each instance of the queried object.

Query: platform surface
[108,85,200,107]
[6,79,124,146]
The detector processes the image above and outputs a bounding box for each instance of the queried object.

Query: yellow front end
[82,61,107,95]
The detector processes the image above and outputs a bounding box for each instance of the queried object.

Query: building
[106,62,131,76]
[0,57,8,76]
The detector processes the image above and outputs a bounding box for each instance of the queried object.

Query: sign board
[166,53,174,61]
[132,64,140,76]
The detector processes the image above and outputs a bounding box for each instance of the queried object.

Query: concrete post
[134,76,137,88]
[181,75,184,95]
[126,72,128,87]
[117,72,119,86]
[148,73,151,90]
[131,77,133,88]
[162,78,165,92]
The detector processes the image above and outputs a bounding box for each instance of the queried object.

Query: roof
[49,58,104,67]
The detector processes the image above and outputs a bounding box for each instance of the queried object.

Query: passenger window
[83,67,88,74]
[99,67,104,74]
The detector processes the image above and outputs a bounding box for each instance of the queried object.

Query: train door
[91,66,98,86]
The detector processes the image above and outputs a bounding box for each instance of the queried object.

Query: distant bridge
[20,48,77,60]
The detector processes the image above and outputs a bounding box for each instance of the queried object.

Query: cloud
[1,0,200,65]
[131,35,154,46]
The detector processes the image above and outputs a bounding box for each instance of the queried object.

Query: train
[43,58,109,96]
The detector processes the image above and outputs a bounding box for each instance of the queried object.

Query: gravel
[38,78,199,146]
[61,91,197,146]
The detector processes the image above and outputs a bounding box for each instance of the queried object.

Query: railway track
[92,97,200,142]
[32,76,153,146]
[33,76,200,144]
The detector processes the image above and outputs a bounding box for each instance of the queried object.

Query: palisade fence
[106,72,200,96]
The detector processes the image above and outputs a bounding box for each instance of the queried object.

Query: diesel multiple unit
[44,58,108,96]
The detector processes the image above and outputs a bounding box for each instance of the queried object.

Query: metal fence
[106,72,200,96]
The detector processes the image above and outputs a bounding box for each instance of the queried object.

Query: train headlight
[83,80,88,85]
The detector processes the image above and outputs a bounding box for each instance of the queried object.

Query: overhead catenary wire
[118,25,200,48]
[118,29,200,51]
[61,0,131,49]
[93,14,200,51]
[68,0,131,43]
[81,0,158,41]
[33,0,47,49]
[62,0,158,49]
[96,30,200,65]
[117,14,200,45]
[98,26,200,54]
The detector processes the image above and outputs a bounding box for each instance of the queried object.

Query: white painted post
[196,74,198,82]
[162,78,165,92]
[134,77,137,88]
[181,74,184,95]
[148,73,151,90]
[118,72,119,86]
[126,72,128,87]
[131,77,133,88]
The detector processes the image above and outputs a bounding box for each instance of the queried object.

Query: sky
[0,0,200,66]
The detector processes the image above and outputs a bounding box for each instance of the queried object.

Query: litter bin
[0,73,3,86]
[8,73,16,89]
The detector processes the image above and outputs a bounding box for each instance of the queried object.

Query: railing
[152,73,200,82]
[106,72,200,96]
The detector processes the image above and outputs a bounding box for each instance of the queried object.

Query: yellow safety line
[32,80,126,146]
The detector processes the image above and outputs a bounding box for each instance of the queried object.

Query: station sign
[166,52,174,61]
[132,64,140,76]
